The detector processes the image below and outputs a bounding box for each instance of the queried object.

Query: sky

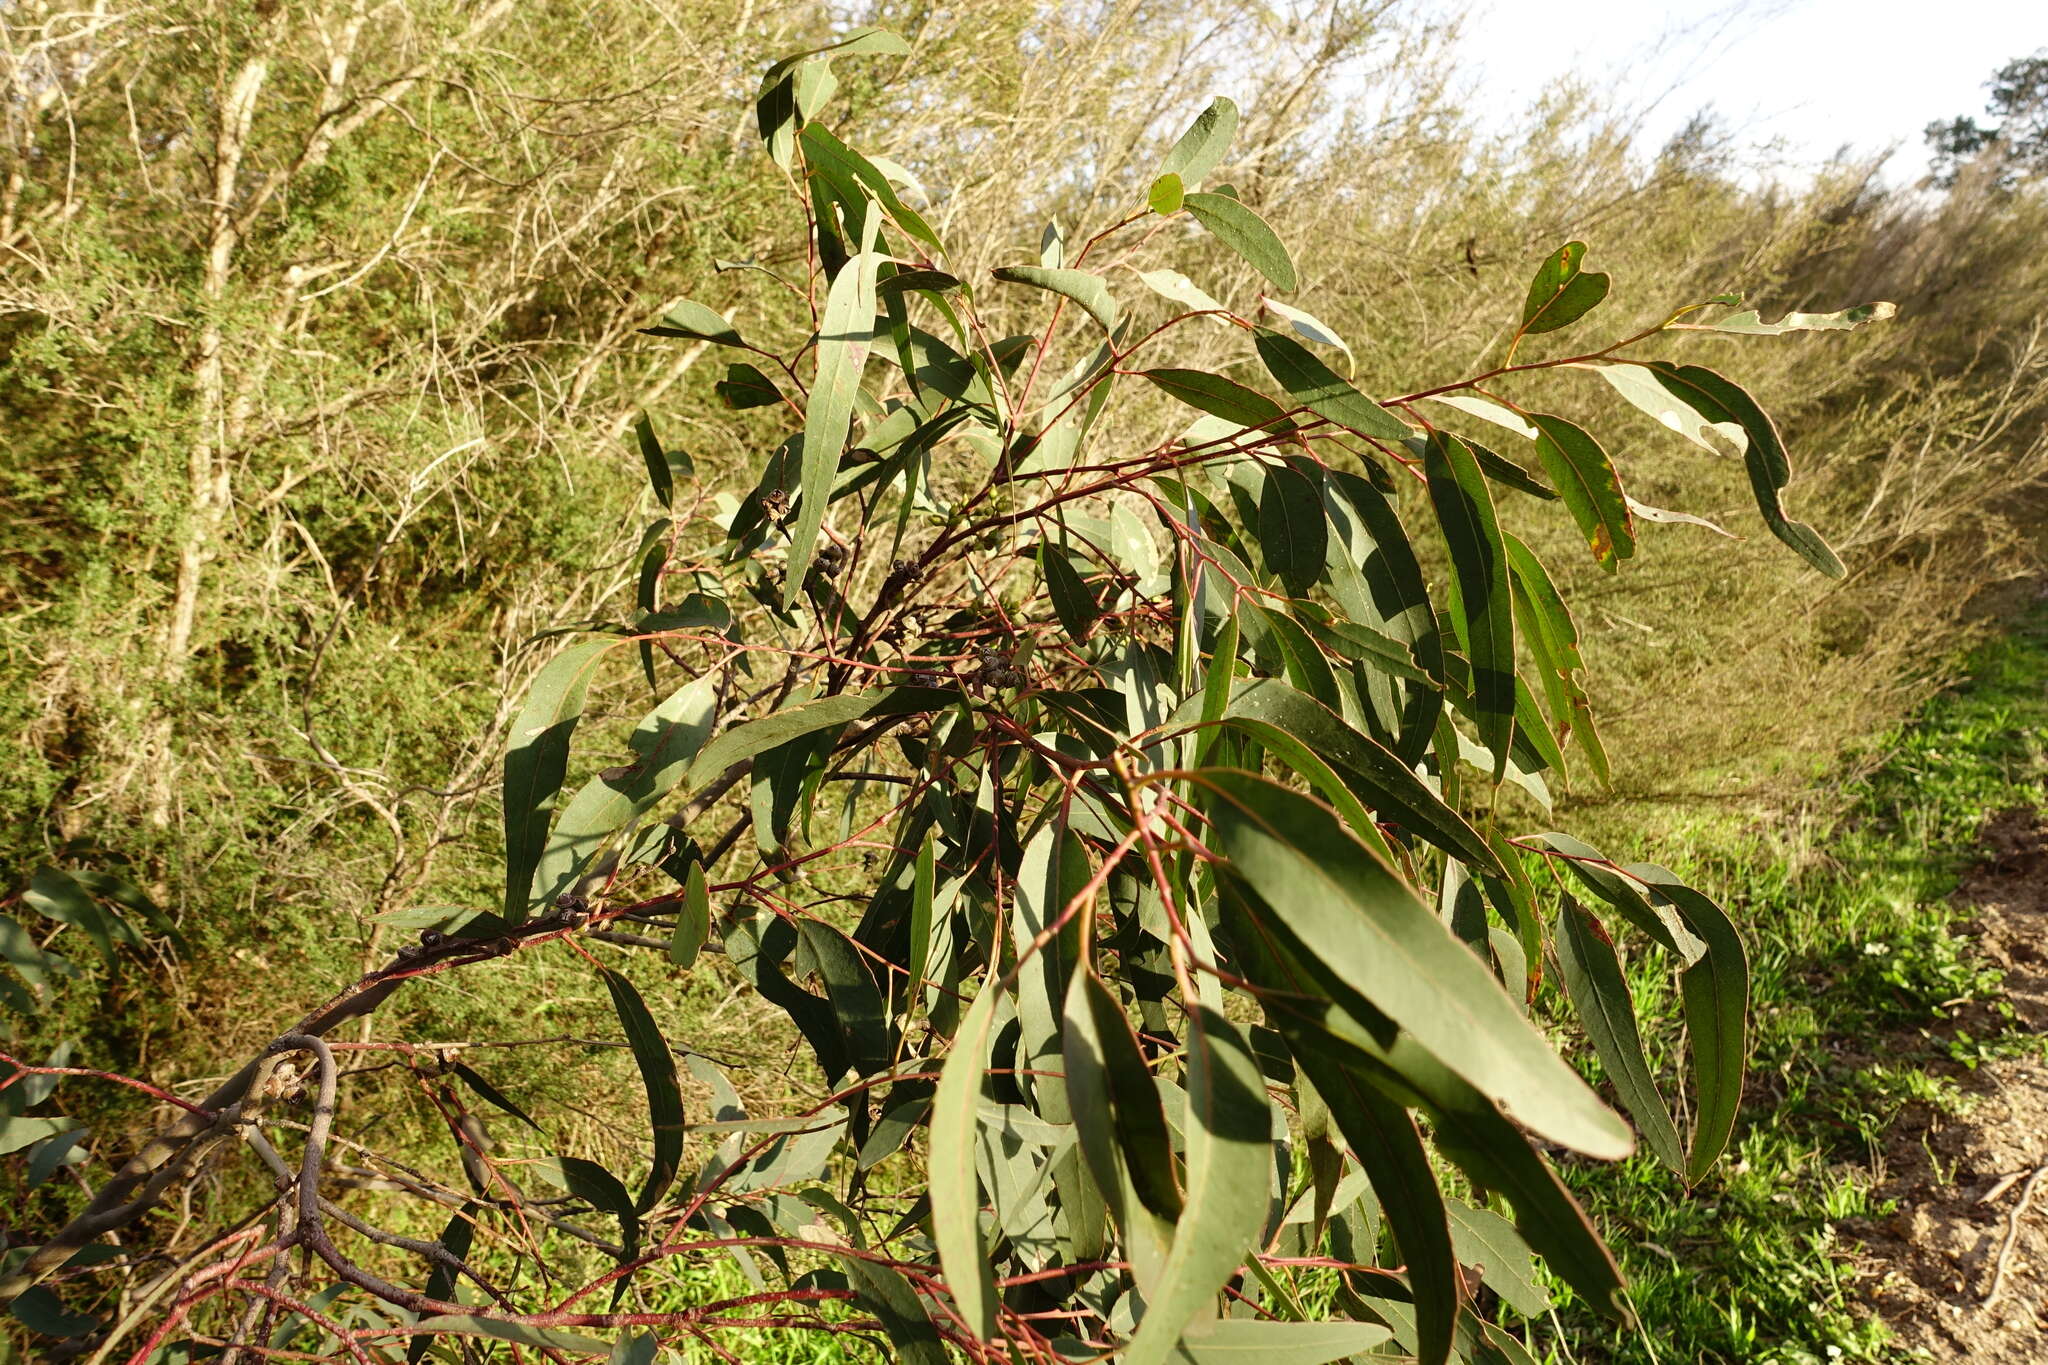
[1450,0,2043,184]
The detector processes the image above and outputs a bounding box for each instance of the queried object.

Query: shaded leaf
[502,640,613,922]
[1555,897,1685,1175]
[1253,330,1409,440]
[599,968,686,1212]
[1422,431,1514,779]
[641,298,743,347]
[1527,412,1633,569]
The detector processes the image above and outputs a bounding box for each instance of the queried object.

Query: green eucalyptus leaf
[992,265,1120,333]
[1160,97,1240,188]
[1422,431,1514,779]
[1185,192,1297,292]
[1519,241,1609,336]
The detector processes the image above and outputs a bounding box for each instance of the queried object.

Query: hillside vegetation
[3,4,2045,1362]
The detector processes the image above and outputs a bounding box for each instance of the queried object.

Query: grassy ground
[1555,603,2048,1365]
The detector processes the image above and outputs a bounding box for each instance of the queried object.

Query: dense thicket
[3,3,2045,1361]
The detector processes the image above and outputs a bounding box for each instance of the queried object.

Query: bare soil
[1847,810,2048,1359]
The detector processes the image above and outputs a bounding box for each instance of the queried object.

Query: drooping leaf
[669,861,710,969]
[1160,97,1240,188]
[502,640,613,922]
[1625,493,1736,537]
[408,1204,480,1365]
[931,982,1002,1341]
[1519,241,1609,337]
[1065,969,1182,1222]
[1422,431,1514,779]
[1256,460,1328,597]
[991,265,1120,334]
[1555,896,1685,1175]
[838,1255,949,1365]
[683,685,954,794]
[800,123,942,253]
[1039,541,1102,641]
[599,968,686,1212]
[1253,330,1409,440]
[1185,192,1298,292]
[1626,866,1750,1179]
[1526,412,1634,569]
[1643,363,1845,577]
[1124,1006,1272,1365]
[786,229,883,606]
[1201,771,1631,1159]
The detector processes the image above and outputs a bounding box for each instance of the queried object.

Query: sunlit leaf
[1519,241,1609,337]
[1185,192,1297,292]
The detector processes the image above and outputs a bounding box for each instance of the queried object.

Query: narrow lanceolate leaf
[1519,241,1609,337]
[1160,96,1240,188]
[1643,362,1844,577]
[906,841,937,1001]
[1064,970,1182,1221]
[669,861,710,969]
[1625,494,1736,538]
[931,982,1002,1341]
[786,237,882,607]
[1257,460,1327,597]
[1503,535,1607,785]
[1184,192,1297,292]
[1149,172,1185,215]
[600,969,686,1212]
[1168,1319,1394,1363]
[1281,1033,1457,1365]
[503,640,613,922]
[407,1206,480,1364]
[640,298,744,347]
[1422,431,1514,779]
[1141,368,1291,429]
[1201,771,1632,1159]
[991,265,1120,334]
[635,413,674,508]
[1672,300,1896,336]
[1526,412,1634,569]
[1252,330,1409,440]
[1124,1006,1272,1365]
[1039,541,1101,640]
[1554,897,1685,1176]
[1626,865,1750,1179]
[411,1318,611,1356]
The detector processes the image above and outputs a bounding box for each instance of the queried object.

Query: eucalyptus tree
[0,25,1896,1365]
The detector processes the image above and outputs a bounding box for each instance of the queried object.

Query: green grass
[1555,606,2048,1364]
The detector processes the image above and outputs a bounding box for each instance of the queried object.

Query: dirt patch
[1849,810,2048,1359]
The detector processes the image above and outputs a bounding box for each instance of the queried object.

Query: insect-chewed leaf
[991,265,1120,334]
[1421,431,1514,779]
[502,640,612,922]
[1123,1005,1272,1365]
[1252,330,1409,440]
[1582,361,1744,456]
[1200,770,1631,1159]
[1519,240,1609,336]
[1673,300,1896,336]
[1159,96,1240,188]
[1643,363,1845,577]
[1184,192,1298,292]
[1526,412,1633,569]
